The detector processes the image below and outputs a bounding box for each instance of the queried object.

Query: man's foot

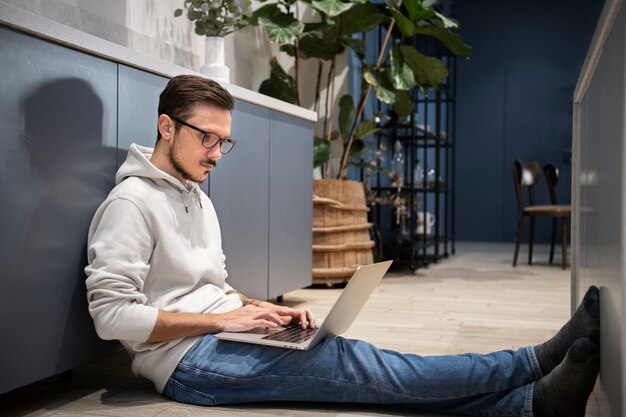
[532,337,599,417]
[534,285,600,374]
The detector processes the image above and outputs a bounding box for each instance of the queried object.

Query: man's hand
[258,302,316,330]
[214,305,288,333]
[146,303,317,343]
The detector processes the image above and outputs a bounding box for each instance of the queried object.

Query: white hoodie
[85,144,243,393]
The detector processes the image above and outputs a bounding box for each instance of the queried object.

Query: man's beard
[168,137,216,183]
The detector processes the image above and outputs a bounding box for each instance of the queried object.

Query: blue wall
[455,0,603,242]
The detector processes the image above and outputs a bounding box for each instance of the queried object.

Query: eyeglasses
[169,115,236,154]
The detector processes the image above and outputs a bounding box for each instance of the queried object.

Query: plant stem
[314,60,323,116]
[324,56,336,141]
[336,0,403,179]
[295,40,301,106]
[294,2,301,106]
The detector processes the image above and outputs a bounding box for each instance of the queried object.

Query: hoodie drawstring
[181,191,189,213]
[180,189,204,213]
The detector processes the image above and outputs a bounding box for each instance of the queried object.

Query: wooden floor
[0,242,600,416]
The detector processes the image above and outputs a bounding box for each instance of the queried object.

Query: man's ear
[157,114,174,141]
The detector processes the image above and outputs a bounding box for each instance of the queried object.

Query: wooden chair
[512,160,571,269]
[542,163,572,267]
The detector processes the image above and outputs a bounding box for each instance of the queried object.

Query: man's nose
[208,145,222,160]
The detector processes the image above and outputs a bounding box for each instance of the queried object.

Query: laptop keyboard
[261,325,318,344]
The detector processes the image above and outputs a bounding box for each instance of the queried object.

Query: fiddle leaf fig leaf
[390,46,417,90]
[413,26,471,58]
[354,119,378,140]
[259,14,305,44]
[400,46,448,88]
[364,67,396,104]
[340,3,386,36]
[300,28,345,60]
[258,58,297,104]
[397,0,437,25]
[312,0,354,17]
[314,136,331,168]
[338,95,355,142]
[389,8,414,37]
[247,3,281,26]
[347,138,365,163]
[393,90,413,118]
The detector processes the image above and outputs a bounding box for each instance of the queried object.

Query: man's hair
[156,75,234,143]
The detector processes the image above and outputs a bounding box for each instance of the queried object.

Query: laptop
[215,260,393,350]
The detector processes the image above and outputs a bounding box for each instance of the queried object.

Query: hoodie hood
[116,144,203,209]
[115,143,199,195]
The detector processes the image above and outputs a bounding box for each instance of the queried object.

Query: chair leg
[528,217,536,265]
[549,218,557,264]
[561,217,568,269]
[513,216,523,267]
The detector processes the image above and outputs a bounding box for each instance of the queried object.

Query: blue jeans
[163,336,542,416]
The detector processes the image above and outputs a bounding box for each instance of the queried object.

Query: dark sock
[534,285,600,374]
[532,337,599,417]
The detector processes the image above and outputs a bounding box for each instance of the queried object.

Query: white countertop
[0,1,317,122]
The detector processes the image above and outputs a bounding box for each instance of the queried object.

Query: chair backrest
[512,160,542,213]
[542,163,559,204]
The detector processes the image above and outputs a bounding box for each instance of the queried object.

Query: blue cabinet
[0,23,314,395]
[0,26,118,394]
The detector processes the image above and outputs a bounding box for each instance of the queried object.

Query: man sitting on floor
[85,74,600,417]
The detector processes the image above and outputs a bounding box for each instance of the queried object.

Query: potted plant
[244,0,470,283]
[174,0,245,83]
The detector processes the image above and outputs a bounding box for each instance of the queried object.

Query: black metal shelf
[363,24,457,273]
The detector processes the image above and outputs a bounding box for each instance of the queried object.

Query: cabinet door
[0,27,117,394]
[209,100,270,299]
[268,111,314,298]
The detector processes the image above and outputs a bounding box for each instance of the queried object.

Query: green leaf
[299,28,345,60]
[258,58,297,104]
[313,137,331,167]
[354,119,378,140]
[280,44,296,57]
[389,8,414,37]
[402,1,422,22]
[393,90,413,118]
[390,46,417,90]
[400,46,449,88]
[413,26,471,58]
[187,10,201,20]
[312,0,354,17]
[347,138,365,163]
[259,15,305,44]
[363,67,396,104]
[303,22,333,33]
[174,8,183,17]
[341,3,386,36]
[247,3,281,26]
[338,95,355,142]
[422,0,438,9]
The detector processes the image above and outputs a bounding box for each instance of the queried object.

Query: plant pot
[312,179,374,284]
[200,36,230,83]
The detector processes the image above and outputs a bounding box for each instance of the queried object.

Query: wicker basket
[312,179,374,284]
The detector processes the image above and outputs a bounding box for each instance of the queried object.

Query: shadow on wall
[1,78,116,387]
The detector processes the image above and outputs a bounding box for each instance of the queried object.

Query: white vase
[200,36,230,83]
